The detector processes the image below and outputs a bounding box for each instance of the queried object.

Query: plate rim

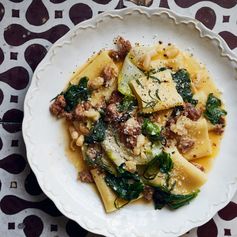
[22,6,237,237]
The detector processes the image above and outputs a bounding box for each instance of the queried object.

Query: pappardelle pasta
[50,37,227,212]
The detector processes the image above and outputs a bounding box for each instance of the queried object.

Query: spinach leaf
[84,118,106,144]
[204,93,227,125]
[143,151,173,180]
[117,96,137,112]
[153,186,199,209]
[64,77,90,112]
[105,164,144,201]
[142,119,162,142]
[172,69,197,105]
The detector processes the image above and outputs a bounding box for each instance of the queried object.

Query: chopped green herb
[149,75,161,83]
[117,96,137,112]
[63,77,90,112]
[204,93,227,125]
[172,69,197,105]
[158,67,167,72]
[142,119,162,142]
[84,118,106,144]
[143,151,173,180]
[142,99,158,109]
[105,164,144,201]
[153,186,199,209]
[135,79,144,88]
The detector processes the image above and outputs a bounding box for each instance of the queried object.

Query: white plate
[23,7,237,237]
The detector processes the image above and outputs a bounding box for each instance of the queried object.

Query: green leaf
[172,69,197,105]
[63,77,90,112]
[143,151,173,180]
[105,164,144,201]
[142,119,162,142]
[117,96,137,112]
[204,93,227,125]
[84,118,106,144]
[153,186,199,210]
[158,152,173,173]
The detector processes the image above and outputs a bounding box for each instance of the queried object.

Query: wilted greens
[153,186,199,209]
[85,118,106,144]
[143,151,173,180]
[172,69,197,105]
[204,93,227,124]
[105,164,144,201]
[63,77,90,112]
[142,119,163,142]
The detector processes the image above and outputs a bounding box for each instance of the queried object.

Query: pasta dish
[50,37,226,212]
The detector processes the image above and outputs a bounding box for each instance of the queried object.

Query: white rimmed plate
[23,7,237,237]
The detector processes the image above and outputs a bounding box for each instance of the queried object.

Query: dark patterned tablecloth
[0,0,237,236]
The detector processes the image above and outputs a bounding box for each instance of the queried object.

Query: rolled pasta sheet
[149,147,207,195]
[70,51,113,85]
[90,169,128,213]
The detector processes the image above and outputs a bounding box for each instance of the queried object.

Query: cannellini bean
[125,161,136,173]
[137,134,146,148]
[84,109,100,121]
[133,147,141,156]
[78,123,90,135]
[69,126,79,140]
[140,151,147,160]
[88,76,104,90]
[76,135,84,147]
[71,131,79,140]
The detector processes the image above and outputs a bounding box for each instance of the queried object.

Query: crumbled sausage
[50,95,66,118]
[109,36,132,61]
[122,135,138,149]
[86,147,97,160]
[105,92,129,123]
[118,117,141,149]
[177,136,195,153]
[105,103,121,123]
[212,124,225,135]
[219,116,225,125]
[74,101,92,121]
[120,117,141,136]
[101,65,118,87]
[78,170,94,183]
[108,91,123,104]
[183,103,202,121]
[86,145,102,160]
[143,186,154,201]
[88,76,104,90]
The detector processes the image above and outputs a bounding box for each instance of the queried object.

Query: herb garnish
[153,186,199,209]
[135,79,144,88]
[143,151,173,180]
[204,93,227,125]
[117,96,137,112]
[62,77,90,112]
[141,89,160,109]
[172,69,197,105]
[105,164,144,201]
